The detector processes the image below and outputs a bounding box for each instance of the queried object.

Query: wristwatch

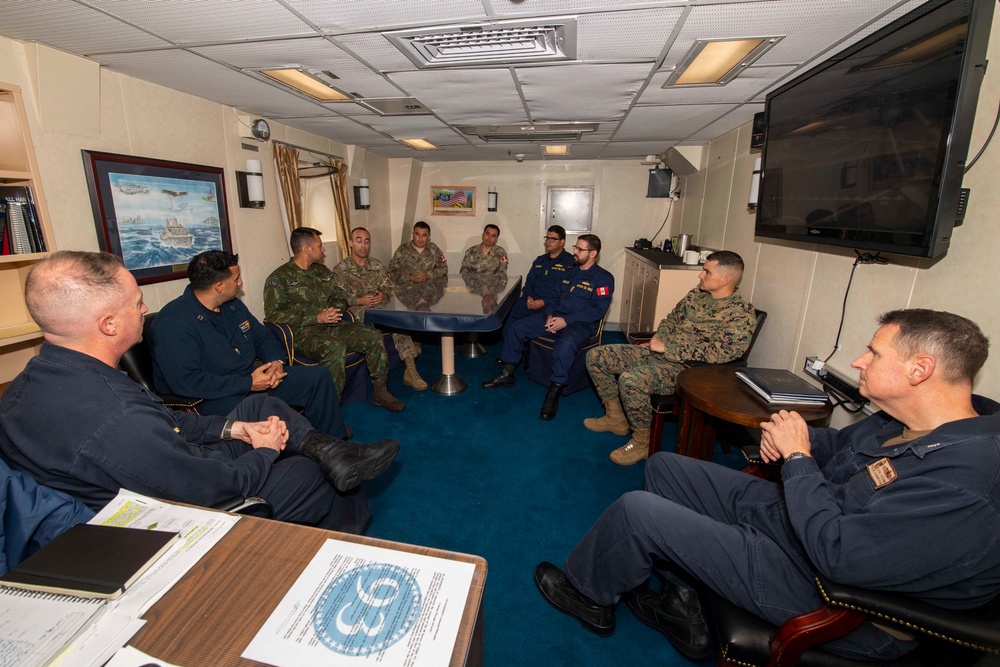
[785,452,809,462]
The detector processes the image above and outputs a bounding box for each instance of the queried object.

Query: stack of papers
[736,367,829,405]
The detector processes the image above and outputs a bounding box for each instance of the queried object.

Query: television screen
[755,0,993,258]
[647,167,673,198]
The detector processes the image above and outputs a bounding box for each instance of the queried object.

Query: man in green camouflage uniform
[460,224,508,275]
[388,221,448,285]
[585,251,756,465]
[264,227,405,412]
[333,227,428,391]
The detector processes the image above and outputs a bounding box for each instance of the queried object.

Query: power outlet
[803,357,867,405]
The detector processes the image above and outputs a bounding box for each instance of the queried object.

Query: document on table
[0,589,105,667]
[243,539,477,667]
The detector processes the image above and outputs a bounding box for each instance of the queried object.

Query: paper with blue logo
[242,539,476,666]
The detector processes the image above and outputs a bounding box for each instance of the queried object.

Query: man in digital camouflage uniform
[333,227,428,391]
[388,221,448,286]
[264,227,405,412]
[460,224,508,275]
[585,250,756,466]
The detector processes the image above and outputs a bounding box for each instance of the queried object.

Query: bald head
[26,251,131,339]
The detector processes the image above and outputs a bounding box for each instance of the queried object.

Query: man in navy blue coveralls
[484,233,613,421]
[504,224,574,325]
[534,309,1000,662]
[149,251,347,439]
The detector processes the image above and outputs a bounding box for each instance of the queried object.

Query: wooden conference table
[672,364,834,461]
[131,515,488,667]
[363,273,521,395]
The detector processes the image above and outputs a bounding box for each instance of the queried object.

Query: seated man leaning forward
[0,251,400,533]
[264,227,404,412]
[483,234,613,421]
[460,224,508,276]
[149,250,348,439]
[585,250,756,466]
[535,309,1000,662]
[506,224,573,324]
[333,226,427,392]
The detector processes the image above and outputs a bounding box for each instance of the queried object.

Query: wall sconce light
[748,157,762,209]
[236,159,265,208]
[353,178,370,210]
[487,186,498,212]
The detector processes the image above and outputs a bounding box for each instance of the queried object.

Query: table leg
[690,413,717,461]
[458,331,488,358]
[675,398,694,457]
[431,333,469,395]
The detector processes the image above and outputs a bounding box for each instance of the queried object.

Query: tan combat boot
[610,428,650,466]
[583,399,630,436]
[402,357,428,391]
[371,376,405,412]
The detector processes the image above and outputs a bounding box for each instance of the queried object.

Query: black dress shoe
[539,382,563,420]
[534,562,615,637]
[482,362,516,389]
[299,432,400,493]
[625,583,711,661]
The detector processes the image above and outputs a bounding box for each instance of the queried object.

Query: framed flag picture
[431,186,476,216]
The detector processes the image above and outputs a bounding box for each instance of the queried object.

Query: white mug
[699,249,713,263]
[683,250,700,265]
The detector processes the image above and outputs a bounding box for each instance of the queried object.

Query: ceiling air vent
[387,18,577,68]
[458,123,598,142]
[355,98,432,116]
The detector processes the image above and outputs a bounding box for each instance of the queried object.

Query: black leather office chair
[708,573,1000,667]
[646,308,767,455]
[119,312,203,412]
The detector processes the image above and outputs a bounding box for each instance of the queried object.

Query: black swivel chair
[119,312,203,412]
[647,308,767,455]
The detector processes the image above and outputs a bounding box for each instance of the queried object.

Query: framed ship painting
[82,150,233,285]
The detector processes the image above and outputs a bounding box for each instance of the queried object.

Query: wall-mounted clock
[251,118,270,141]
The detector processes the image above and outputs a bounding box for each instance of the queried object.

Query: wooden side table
[673,365,834,461]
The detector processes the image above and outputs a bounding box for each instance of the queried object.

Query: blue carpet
[341,332,748,666]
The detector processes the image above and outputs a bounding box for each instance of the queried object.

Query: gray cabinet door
[546,186,593,233]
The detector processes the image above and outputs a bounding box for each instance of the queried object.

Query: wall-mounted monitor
[647,167,673,198]
[755,0,993,259]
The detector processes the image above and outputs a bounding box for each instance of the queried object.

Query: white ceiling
[0,0,924,162]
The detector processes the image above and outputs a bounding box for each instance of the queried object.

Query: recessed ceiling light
[542,145,570,155]
[664,37,783,87]
[400,139,438,150]
[257,67,351,101]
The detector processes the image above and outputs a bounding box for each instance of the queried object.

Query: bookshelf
[0,81,56,349]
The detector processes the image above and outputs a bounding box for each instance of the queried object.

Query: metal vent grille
[387,19,577,68]
[458,123,597,142]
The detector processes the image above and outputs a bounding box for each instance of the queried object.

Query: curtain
[273,143,302,233]
[329,160,351,261]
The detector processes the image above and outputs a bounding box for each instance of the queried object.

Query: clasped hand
[758,409,812,463]
[544,316,567,333]
[318,307,343,325]
[232,416,288,452]
[250,360,287,391]
[360,291,387,307]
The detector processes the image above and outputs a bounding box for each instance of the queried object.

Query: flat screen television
[755,0,994,259]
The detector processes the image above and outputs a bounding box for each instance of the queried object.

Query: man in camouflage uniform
[388,221,448,285]
[585,251,756,465]
[333,227,428,391]
[460,224,508,275]
[264,227,405,412]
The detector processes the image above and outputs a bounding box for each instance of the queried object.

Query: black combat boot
[482,362,516,389]
[298,431,400,493]
[540,382,563,420]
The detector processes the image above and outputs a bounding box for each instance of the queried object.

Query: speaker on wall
[751,112,766,149]
[647,167,673,198]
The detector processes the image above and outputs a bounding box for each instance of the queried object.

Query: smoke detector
[514,153,526,162]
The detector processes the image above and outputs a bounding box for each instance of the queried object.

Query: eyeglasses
[543,236,561,242]
[572,245,593,253]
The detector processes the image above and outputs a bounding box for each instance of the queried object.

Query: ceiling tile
[287,0,489,32]
[616,104,739,141]
[518,63,650,122]
[576,7,685,61]
[389,68,527,124]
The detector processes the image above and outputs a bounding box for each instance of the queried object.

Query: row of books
[736,367,829,405]
[0,185,47,255]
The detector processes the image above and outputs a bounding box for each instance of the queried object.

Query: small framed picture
[430,186,476,216]
[82,150,233,285]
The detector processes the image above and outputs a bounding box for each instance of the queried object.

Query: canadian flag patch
[596,286,610,296]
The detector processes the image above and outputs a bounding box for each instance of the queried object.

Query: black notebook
[0,523,179,599]
[737,367,829,404]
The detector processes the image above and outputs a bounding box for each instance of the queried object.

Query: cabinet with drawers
[619,248,701,339]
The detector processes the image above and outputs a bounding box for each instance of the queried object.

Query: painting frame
[430,186,476,216]
[82,150,233,285]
